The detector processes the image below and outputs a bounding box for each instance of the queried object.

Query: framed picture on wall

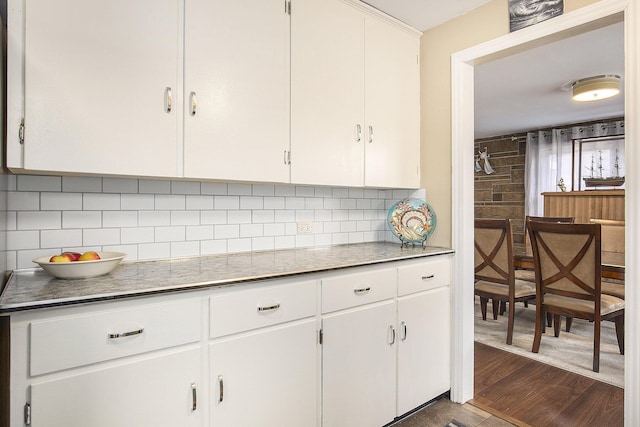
[509,0,564,32]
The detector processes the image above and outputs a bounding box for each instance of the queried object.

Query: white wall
[3,174,419,270]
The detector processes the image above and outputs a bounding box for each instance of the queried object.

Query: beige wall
[420,0,600,247]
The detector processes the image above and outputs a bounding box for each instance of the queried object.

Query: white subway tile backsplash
[264,223,285,236]
[228,238,251,253]
[7,231,40,250]
[121,227,155,244]
[201,239,227,255]
[8,192,40,211]
[139,179,171,194]
[122,194,155,210]
[171,180,201,195]
[240,196,264,210]
[349,188,364,198]
[264,197,285,210]
[171,241,200,258]
[155,226,186,242]
[18,211,61,230]
[138,242,171,260]
[155,194,186,210]
[83,228,120,246]
[252,184,275,196]
[186,225,214,241]
[228,183,252,195]
[341,221,357,233]
[201,211,227,225]
[170,211,200,226]
[139,211,171,227]
[340,199,357,210]
[215,196,240,210]
[215,224,240,239]
[332,188,349,198]
[274,235,295,250]
[103,211,138,228]
[186,195,214,210]
[103,178,138,194]
[41,229,83,248]
[252,236,274,251]
[295,186,315,197]
[201,182,227,195]
[274,185,295,197]
[304,198,324,210]
[63,176,102,193]
[285,197,305,210]
[41,192,83,211]
[5,175,412,268]
[17,175,61,192]
[253,210,275,224]
[84,193,121,211]
[227,210,252,224]
[314,187,333,198]
[240,224,263,238]
[274,210,295,223]
[63,211,102,229]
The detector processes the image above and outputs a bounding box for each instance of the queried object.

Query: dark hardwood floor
[472,341,624,427]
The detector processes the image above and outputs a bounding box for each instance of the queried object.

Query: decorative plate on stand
[387,198,437,248]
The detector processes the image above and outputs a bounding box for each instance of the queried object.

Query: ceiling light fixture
[572,74,621,102]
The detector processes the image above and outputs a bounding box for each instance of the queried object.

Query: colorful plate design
[387,198,437,246]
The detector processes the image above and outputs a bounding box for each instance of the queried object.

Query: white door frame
[450,0,639,424]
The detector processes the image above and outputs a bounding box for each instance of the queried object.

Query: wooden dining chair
[474,219,536,345]
[527,221,625,372]
[590,218,625,300]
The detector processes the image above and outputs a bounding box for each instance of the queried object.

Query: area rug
[474,298,624,388]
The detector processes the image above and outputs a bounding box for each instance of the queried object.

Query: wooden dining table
[514,250,625,280]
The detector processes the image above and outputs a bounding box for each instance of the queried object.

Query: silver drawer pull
[421,274,435,280]
[401,321,408,341]
[191,383,197,411]
[108,328,144,339]
[388,325,396,345]
[257,303,280,312]
[354,287,371,295]
[165,87,173,113]
[218,375,224,403]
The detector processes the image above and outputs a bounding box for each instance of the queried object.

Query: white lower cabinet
[397,287,451,416]
[210,320,318,427]
[322,300,397,427]
[6,255,451,427]
[30,348,202,427]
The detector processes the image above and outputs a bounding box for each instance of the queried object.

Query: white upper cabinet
[12,0,181,177]
[364,16,421,188]
[183,0,290,183]
[290,0,365,187]
[291,0,421,188]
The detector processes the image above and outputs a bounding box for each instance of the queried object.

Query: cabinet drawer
[321,267,396,313]
[398,257,451,296]
[30,298,201,376]
[210,280,316,338]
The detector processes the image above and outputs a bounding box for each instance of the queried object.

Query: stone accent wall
[474,133,527,248]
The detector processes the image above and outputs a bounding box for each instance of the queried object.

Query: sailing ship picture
[583,149,625,188]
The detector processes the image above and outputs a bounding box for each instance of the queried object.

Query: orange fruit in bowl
[79,251,101,261]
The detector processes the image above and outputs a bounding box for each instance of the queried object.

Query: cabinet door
[397,287,451,415]
[364,16,420,188]
[322,301,396,427]
[23,0,180,177]
[30,348,201,427]
[184,0,290,183]
[290,0,365,186]
[210,319,318,427]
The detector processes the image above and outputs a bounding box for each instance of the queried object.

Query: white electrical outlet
[297,221,313,234]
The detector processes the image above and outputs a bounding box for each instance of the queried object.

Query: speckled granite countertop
[0,242,453,314]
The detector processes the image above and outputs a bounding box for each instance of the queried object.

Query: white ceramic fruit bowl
[32,252,127,279]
